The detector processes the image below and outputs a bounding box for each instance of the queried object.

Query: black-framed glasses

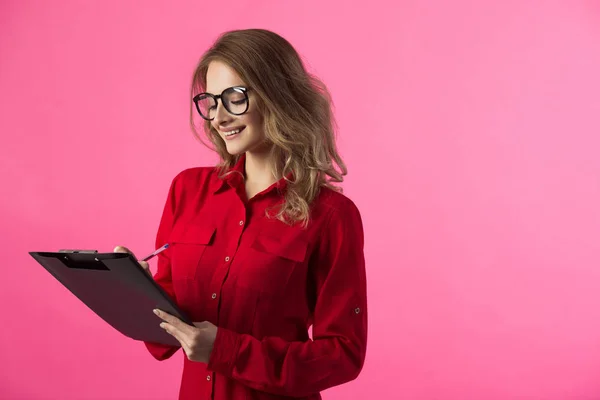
[193,86,250,121]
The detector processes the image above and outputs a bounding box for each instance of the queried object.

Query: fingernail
[159,322,165,329]
[153,309,159,315]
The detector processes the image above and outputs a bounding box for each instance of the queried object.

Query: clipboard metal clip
[58,249,99,254]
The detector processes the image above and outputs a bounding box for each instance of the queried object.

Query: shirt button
[354,307,361,314]
[211,293,217,299]
[239,220,244,226]
[225,256,230,262]
[206,375,211,381]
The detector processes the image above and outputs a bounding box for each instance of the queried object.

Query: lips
[222,126,245,140]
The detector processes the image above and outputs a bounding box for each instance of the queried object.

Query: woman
[116,29,367,400]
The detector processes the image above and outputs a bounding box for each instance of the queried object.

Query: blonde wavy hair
[189,29,347,227]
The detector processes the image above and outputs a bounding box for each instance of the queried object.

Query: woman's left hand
[154,309,217,363]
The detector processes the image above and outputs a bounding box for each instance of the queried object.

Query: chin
[225,144,248,156]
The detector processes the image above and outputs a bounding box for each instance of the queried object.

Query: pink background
[2,1,600,399]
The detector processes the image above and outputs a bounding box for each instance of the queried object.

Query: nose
[213,99,232,127]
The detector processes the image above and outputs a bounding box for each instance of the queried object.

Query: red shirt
[144,155,368,399]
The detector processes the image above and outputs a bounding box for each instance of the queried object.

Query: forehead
[205,61,246,94]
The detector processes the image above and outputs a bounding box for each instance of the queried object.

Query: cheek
[245,112,264,135]
[246,100,263,125]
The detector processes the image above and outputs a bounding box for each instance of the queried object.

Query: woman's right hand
[114,245,152,277]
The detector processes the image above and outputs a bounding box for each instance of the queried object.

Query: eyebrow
[203,85,247,95]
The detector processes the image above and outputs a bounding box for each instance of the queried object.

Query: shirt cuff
[207,326,241,376]
[144,341,179,361]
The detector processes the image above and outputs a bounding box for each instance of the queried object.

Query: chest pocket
[245,223,309,295]
[168,223,216,281]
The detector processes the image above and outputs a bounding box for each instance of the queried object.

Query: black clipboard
[29,250,192,347]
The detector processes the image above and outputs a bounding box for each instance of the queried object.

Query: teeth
[225,129,241,136]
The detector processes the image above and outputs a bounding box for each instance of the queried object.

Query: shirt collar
[211,153,292,196]
[210,154,245,194]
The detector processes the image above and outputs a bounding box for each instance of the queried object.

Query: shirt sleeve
[144,173,182,360]
[207,199,368,397]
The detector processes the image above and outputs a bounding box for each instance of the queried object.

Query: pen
[141,243,170,262]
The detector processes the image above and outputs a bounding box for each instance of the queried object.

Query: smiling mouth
[223,127,245,138]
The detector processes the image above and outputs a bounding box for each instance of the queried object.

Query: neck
[244,151,277,185]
